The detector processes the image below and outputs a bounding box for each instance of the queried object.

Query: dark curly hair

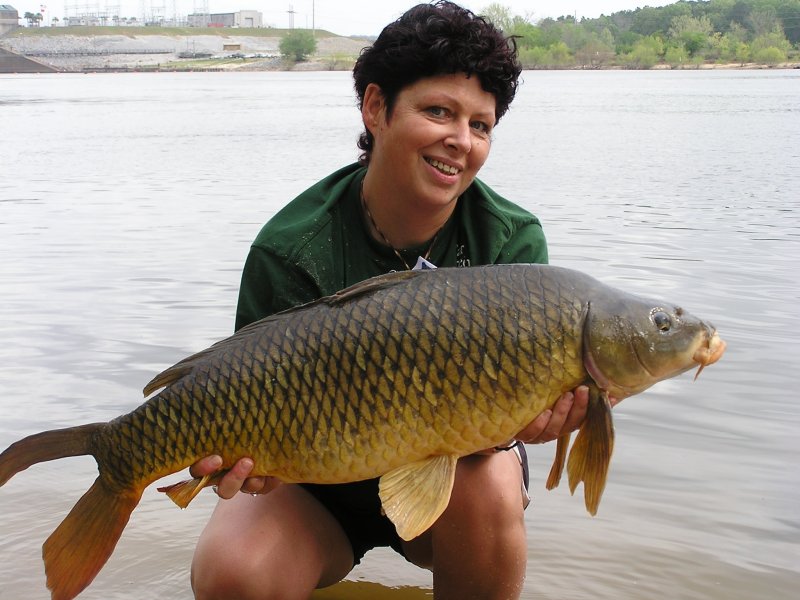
[353,1,522,164]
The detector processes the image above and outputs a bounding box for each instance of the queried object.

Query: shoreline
[1,31,798,74]
[17,62,800,74]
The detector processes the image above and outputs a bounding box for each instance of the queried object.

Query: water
[1,70,798,599]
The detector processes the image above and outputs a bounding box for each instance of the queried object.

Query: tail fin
[0,423,104,487]
[0,423,141,599]
[566,387,615,515]
[44,477,143,600]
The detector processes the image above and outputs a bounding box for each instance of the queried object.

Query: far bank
[0,27,368,73]
[1,27,798,74]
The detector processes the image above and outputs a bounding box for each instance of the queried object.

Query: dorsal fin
[320,270,422,305]
[142,269,426,397]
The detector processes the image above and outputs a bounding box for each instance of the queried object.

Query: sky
[14,1,673,36]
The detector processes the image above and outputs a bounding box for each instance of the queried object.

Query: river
[0,69,798,599]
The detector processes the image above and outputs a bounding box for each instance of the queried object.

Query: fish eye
[651,310,672,332]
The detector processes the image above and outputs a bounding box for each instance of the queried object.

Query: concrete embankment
[0,47,58,73]
[0,32,368,72]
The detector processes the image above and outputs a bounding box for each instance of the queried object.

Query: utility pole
[287,4,295,29]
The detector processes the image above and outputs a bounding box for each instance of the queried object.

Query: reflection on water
[313,580,432,599]
[1,70,799,599]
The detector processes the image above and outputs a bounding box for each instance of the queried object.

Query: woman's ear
[361,83,385,135]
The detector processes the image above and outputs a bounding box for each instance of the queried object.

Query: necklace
[360,179,442,271]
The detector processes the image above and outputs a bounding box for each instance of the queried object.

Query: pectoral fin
[566,387,615,515]
[378,454,459,541]
[545,432,571,490]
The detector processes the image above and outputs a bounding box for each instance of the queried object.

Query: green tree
[518,18,561,49]
[734,40,751,64]
[24,11,43,26]
[616,30,643,54]
[559,18,589,51]
[669,14,714,56]
[631,6,668,36]
[575,31,616,67]
[719,23,750,62]
[623,35,664,68]
[279,30,318,62]
[505,15,534,39]
[753,45,786,63]
[748,6,781,37]
[481,1,800,70]
[776,0,800,44]
[481,3,514,31]
[664,44,689,67]
[543,41,573,67]
[751,25,792,53]
[726,20,749,43]
[518,46,548,68]
[728,0,753,29]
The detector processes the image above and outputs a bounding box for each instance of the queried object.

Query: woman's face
[365,73,497,211]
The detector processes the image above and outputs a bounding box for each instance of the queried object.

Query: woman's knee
[190,486,354,599]
[448,452,526,526]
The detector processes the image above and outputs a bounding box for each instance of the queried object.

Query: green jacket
[236,163,548,330]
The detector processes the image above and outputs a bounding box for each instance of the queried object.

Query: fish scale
[0,263,725,600]
[112,266,569,484]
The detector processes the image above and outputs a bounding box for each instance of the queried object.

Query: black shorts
[300,442,530,565]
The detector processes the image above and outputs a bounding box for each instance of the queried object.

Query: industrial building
[0,4,19,36]
[188,11,263,28]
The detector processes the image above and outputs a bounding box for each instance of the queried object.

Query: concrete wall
[1,4,19,36]
[0,47,58,72]
[188,11,263,28]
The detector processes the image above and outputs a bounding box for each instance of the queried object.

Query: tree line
[483,0,799,68]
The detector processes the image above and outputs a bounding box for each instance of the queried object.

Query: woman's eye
[471,121,490,134]
[427,106,446,117]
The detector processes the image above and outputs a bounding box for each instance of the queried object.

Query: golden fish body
[0,264,725,600]
[116,265,589,487]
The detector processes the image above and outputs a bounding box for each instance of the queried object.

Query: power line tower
[287,4,296,29]
[104,2,120,22]
[147,0,165,24]
[193,0,209,27]
[64,1,100,22]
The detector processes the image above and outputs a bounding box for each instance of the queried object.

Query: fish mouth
[584,327,726,398]
[692,330,726,380]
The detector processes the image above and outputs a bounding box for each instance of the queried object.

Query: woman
[190,3,593,598]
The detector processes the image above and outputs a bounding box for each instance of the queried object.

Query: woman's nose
[445,120,472,154]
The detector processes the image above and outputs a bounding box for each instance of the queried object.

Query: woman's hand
[190,455,281,500]
[515,385,621,445]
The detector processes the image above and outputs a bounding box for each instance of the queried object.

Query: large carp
[0,264,725,600]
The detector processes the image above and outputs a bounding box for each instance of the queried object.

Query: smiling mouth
[426,158,461,176]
